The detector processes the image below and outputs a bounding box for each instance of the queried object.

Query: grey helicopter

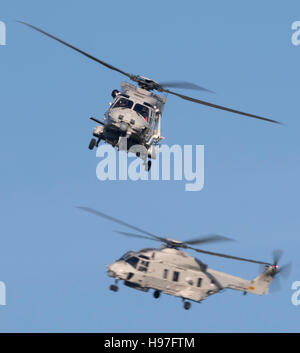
[19,21,281,171]
[77,207,291,310]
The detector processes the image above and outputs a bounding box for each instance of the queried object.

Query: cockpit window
[133,103,149,121]
[125,256,139,268]
[138,260,149,272]
[113,97,134,109]
[119,252,131,261]
[139,255,150,260]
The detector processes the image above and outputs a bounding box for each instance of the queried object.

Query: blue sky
[0,0,300,332]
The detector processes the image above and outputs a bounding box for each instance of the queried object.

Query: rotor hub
[165,238,183,247]
[133,75,161,91]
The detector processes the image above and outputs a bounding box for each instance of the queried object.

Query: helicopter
[19,21,282,171]
[77,207,291,310]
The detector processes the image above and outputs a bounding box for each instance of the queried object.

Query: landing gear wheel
[183,301,191,310]
[145,160,152,172]
[89,138,96,150]
[153,290,160,299]
[109,284,118,292]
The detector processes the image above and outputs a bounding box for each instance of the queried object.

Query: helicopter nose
[107,261,129,278]
[109,110,146,127]
[109,110,131,122]
[107,263,117,277]
[120,122,128,133]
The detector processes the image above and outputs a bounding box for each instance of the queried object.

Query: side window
[197,278,202,287]
[148,109,155,126]
[173,271,180,282]
[163,269,168,279]
[138,260,149,272]
[126,256,139,269]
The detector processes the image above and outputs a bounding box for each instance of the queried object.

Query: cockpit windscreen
[133,104,149,120]
[113,97,134,109]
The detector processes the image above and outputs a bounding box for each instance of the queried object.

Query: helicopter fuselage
[107,246,275,305]
[77,206,284,310]
[90,82,166,166]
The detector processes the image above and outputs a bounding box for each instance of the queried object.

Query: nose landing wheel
[109,284,118,292]
[89,138,97,150]
[153,290,160,299]
[144,160,152,172]
[183,301,191,310]
[89,136,102,150]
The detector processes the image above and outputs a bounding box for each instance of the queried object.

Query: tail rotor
[268,250,292,292]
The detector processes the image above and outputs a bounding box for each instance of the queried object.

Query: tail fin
[248,265,275,295]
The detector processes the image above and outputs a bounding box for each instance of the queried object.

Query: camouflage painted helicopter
[19,21,281,171]
[77,207,290,310]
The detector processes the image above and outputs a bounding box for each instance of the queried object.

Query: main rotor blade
[163,88,281,125]
[184,234,234,246]
[114,230,160,242]
[18,21,134,80]
[159,81,214,93]
[187,245,271,265]
[76,207,165,242]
